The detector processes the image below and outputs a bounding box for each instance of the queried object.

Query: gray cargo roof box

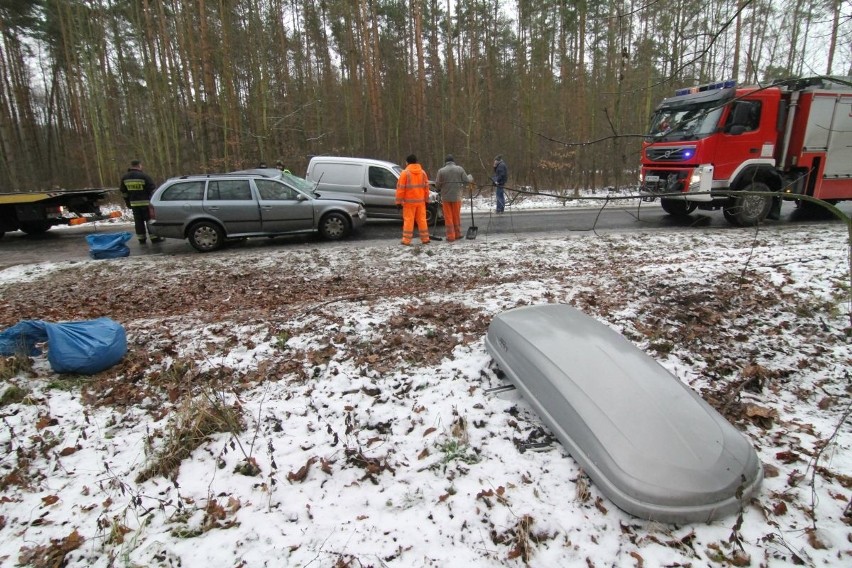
[485,304,762,524]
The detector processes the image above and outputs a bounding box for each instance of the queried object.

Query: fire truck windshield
[646,102,724,142]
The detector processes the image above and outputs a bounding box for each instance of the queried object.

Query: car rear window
[207,180,253,200]
[160,181,204,201]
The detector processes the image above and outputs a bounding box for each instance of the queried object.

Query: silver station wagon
[149,170,366,252]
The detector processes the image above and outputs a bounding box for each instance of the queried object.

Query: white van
[305,156,440,223]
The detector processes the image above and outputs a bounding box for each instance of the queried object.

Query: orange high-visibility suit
[396,163,431,245]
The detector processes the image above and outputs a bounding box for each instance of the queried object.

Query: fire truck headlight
[687,165,714,197]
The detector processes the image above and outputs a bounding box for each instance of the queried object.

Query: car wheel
[319,212,351,240]
[20,221,52,235]
[732,182,772,226]
[426,204,443,225]
[660,198,697,217]
[188,220,225,252]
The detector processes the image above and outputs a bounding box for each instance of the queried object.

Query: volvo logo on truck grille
[646,147,696,161]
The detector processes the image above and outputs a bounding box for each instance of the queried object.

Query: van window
[208,180,252,200]
[256,179,298,200]
[368,166,397,189]
[161,181,204,201]
[312,163,363,185]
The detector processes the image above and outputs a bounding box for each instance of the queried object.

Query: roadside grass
[136,392,246,483]
[0,352,32,382]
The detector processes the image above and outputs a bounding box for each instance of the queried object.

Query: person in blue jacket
[492,155,508,213]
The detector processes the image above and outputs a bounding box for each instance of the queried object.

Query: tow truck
[0,188,121,239]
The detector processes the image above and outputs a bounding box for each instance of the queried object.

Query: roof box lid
[485,304,762,523]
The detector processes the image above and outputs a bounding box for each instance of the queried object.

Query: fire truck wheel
[732,182,772,226]
[722,207,740,226]
[660,198,697,217]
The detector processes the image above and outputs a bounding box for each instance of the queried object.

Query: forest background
[0,0,850,193]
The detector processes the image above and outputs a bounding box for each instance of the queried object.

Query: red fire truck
[640,77,852,225]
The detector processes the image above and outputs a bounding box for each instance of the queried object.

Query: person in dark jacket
[492,155,508,213]
[120,160,161,244]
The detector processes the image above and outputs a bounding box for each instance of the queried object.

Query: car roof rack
[176,171,275,180]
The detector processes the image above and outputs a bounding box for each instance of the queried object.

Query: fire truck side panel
[817,94,852,178]
[792,90,852,200]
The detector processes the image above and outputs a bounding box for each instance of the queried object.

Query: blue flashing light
[674,79,737,97]
[683,149,694,159]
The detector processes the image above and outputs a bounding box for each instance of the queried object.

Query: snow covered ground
[0,206,850,567]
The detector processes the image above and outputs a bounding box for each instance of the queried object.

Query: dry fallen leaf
[41,495,59,506]
[287,457,317,483]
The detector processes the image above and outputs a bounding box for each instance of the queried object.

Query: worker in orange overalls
[396,154,431,245]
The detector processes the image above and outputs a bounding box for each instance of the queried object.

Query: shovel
[466,183,478,239]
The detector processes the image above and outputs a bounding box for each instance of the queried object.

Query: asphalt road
[1,201,849,271]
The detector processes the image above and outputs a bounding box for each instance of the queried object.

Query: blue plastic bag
[0,318,127,374]
[0,320,47,356]
[86,232,132,259]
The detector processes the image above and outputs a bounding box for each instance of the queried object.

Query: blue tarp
[0,318,127,374]
[86,232,132,259]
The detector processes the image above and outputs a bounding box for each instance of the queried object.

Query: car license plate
[645,175,660,183]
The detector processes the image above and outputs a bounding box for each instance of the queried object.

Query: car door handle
[749,148,759,154]
[362,187,368,192]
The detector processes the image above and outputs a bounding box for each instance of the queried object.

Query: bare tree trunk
[412,0,427,148]
[826,0,840,74]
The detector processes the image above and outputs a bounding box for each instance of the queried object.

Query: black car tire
[427,204,443,225]
[188,220,225,252]
[319,212,351,240]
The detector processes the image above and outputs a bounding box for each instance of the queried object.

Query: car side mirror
[297,193,308,201]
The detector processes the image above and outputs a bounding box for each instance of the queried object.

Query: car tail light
[148,204,156,220]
